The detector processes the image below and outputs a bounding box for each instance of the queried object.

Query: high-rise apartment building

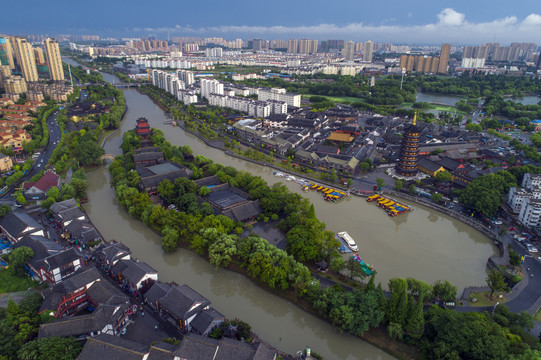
[287,39,298,53]
[342,41,355,61]
[200,78,224,99]
[44,38,64,81]
[299,39,318,54]
[363,41,373,62]
[177,69,195,85]
[327,40,345,50]
[0,37,15,69]
[33,47,45,64]
[12,37,38,82]
[438,43,450,74]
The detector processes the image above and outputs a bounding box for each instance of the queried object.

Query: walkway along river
[72,59,498,359]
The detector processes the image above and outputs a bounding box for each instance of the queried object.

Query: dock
[273,171,349,202]
[367,194,414,216]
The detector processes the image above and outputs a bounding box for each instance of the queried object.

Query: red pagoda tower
[135,117,151,138]
[396,113,420,177]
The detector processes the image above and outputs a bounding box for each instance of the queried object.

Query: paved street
[0,108,62,203]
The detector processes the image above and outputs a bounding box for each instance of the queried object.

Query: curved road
[0,108,62,203]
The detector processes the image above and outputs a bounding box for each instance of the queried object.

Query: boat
[337,231,358,251]
[351,253,375,275]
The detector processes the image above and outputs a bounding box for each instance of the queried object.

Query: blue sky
[2,0,541,44]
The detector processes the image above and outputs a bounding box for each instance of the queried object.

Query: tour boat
[337,231,358,251]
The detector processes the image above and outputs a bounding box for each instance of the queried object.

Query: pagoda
[396,113,420,177]
[135,117,151,138]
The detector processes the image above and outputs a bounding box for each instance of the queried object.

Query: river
[68,58,498,359]
[416,92,541,107]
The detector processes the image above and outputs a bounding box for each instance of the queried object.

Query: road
[0,108,62,203]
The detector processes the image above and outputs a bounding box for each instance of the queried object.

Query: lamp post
[492,301,500,315]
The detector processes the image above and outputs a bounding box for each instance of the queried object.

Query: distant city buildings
[363,41,374,62]
[342,41,355,61]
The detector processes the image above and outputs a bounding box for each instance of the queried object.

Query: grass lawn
[535,309,541,322]
[304,94,365,104]
[468,291,507,307]
[0,268,39,293]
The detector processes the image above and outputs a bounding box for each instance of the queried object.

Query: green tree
[404,295,425,339]
[436,170,452,182]
[74,140,104,166]
[161,226,179,253]
[198,186,211,197]
[508,246,521,272]
[409,184,417,195]
[486,268,507,298]
[431,192,443,203]
[46,186,60,201]
[70,178,88,199]
[0,204,12,217]
[208,233,237,268]
[432,280,457,303]
[345,256,366,280]
[394,179,403,191]
[376,178,385,189]
[387,322,403,341]
[8,246,34,276]
[387,278,408,326]
[18,337,82,360]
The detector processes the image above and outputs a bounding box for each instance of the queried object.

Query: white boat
[337,231,358,251]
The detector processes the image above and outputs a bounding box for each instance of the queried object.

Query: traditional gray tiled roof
[173,334,219,360]
[190,308,225,335]
[144,282,173,305]
[76,334,149,360]
[173,334,276,360]
[0,211,43,239]
[93,241,131,265]
[146,342,177,360]
[12,235,64,269]
[222,201,262,222]
[112,259,157,286]
[40,248,80,271]
[159,284,210,321]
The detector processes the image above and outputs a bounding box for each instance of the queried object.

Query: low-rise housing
[0,210,44,242]
[23,171,61,200]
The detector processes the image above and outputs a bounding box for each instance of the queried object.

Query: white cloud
[437,8,465,26]
[132,9,541,44]
[521,13,541,26]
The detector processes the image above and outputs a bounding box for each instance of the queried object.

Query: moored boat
[337,231,358,251]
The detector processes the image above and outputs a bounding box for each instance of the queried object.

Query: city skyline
[2,1,541,44]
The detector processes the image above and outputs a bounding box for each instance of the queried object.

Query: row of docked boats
[366,194,413,216]
[273,171,349,202]
[305,183,348,202]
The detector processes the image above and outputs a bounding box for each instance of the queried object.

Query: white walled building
[258,88,301,108]
[508,173,541,228]
[205,47,223,58]
[518,198,541,228]
[200,78,224,99]
[177,69,195,85]
[461,58,486,68]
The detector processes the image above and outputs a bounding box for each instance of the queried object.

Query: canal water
[69,58,498,359]
[417,92,541,107]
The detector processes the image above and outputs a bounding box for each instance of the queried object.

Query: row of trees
[411,73,541,98]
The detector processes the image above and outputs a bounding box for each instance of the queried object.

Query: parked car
[527,244,538,253]
[492,220,503,225]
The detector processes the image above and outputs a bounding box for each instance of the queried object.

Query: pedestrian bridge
[99,154,117,161]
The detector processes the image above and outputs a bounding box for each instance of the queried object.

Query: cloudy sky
[2,0,541,44]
